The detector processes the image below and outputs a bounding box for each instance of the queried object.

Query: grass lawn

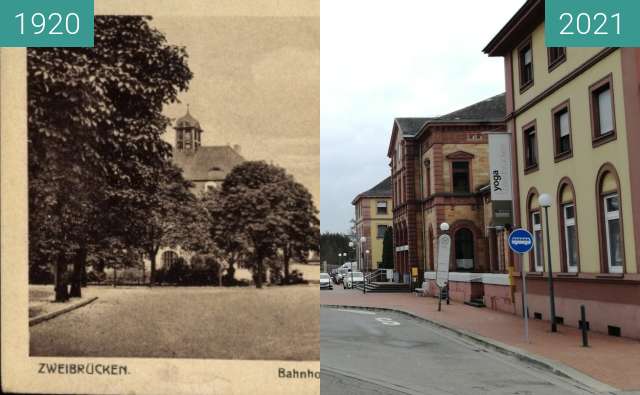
[30,285,319,361]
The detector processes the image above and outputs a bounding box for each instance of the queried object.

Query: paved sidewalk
[321,288,640,391]
[29,285,100,325]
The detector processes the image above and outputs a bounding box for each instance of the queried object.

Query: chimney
[233,144,241,154]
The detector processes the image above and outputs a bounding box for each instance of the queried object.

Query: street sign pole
[508,229,535,343]
[522,267,529,343]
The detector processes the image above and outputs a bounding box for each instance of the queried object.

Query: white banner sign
[488,133,513,201]
[436,234,451,288]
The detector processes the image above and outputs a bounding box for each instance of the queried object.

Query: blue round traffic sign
[508,228,534,254]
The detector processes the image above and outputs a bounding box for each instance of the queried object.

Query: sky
[151,16,320,205]
[320,0,525,233]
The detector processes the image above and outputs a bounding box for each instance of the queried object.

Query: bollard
[446,284,450,305]
[580,305,589,347]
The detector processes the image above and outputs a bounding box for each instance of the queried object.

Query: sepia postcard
[1,1,319,394]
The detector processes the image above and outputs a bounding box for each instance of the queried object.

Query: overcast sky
[320,0,524,233]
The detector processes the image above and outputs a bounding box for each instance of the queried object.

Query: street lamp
[349,241,356,289]
[440,222,450,232]
[539,193,558,333]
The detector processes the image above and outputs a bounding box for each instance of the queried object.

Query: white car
[343,271,364,289]
[320,273,333,290]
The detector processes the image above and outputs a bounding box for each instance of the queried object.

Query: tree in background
[320,232,352,268]
[210,161,318,288]
[381,226,394,269]
[275,179,319,284]
[27,16,192,300]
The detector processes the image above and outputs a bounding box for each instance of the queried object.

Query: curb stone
[321,303,619,394]
[30,296,98,326]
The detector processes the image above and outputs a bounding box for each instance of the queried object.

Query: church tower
[175,106,203,151]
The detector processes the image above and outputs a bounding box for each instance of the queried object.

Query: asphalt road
[30,286,319,360]
[320,307,598,395]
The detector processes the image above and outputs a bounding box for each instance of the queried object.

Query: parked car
[343,271,364,289]
[320,273,333,290]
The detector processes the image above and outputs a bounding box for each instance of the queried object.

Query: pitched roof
[172,146,244,181]
[433,93,506,123]
[352,176,392,204]
[395,118,432,137]
[411,93,506,139]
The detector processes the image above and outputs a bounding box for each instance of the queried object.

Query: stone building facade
[388,95,516,311]
[352,177,393,272]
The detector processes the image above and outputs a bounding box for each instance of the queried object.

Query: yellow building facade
[352,177,393,271]
[485,0,640,339]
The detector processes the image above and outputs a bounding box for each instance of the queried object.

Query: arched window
[557,179,580,273]
[162,250,178,268]
[527,188,544,272]
[596,164,625,273]
[454,228,474,271]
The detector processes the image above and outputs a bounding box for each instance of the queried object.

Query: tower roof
[176,107,202,129]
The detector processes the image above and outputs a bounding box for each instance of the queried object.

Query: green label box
[0,0,94,47]
[546,0,640,47]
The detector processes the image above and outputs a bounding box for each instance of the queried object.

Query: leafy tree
[134,163,197,284]
[381,226,394,269]
[319,232,352,268]
[275,178,319,284]
[27,16,192,300]
[210,161,317,288]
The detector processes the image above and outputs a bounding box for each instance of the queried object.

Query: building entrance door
[455,228,474,271]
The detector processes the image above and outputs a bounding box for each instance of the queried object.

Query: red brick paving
[321,288,640,390]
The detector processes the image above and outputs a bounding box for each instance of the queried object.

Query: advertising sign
[436,234,451,288]
[488,133,514,226]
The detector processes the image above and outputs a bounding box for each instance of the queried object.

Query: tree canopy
[28,16,193,300]
[209,161,319,288]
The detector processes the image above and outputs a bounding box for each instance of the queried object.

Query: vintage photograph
[27,14,320,361]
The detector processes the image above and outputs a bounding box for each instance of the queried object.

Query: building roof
[434,93,506,123]
[352,176,392,204]
[176,109,202,130]
[483,0,544,57]
[412,93,506,139]
[172,146,244,181]
[394,118,432,137]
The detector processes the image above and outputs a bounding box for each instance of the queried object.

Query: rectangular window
[523,123,538,171]
[552,104,572,159]
[597,88,613,134]
[519,40,534,91]
[377,225,387,239]
[376,201,388,215]
[452,161,470,193]
[563,204,578,272]
[532,212,544,272]
[604,194,623,273]
[547,47,566,70]
[590,75,616,146]
[425,160,431,197]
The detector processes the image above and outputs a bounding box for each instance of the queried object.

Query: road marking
[336,309,376,315]
[376,317,401,326]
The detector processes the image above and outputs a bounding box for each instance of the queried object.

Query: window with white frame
[563,204,578,272]
[603,194,623,273]
[376,201,388,215]
[532,211,544,272]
